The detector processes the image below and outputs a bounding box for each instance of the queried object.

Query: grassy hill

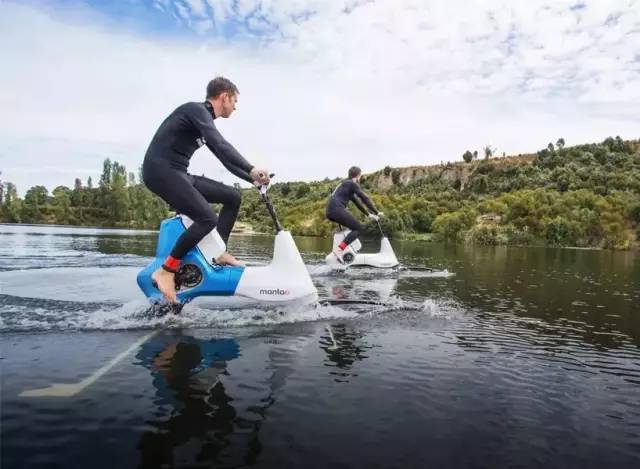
[238,137,640,250]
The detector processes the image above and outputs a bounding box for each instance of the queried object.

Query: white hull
[325,230,399,270]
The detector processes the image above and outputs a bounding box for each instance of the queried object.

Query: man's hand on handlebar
[250,168,271,185]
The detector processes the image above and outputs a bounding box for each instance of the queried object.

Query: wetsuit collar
[204,100,216,119]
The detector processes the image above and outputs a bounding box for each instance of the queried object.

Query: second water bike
[325,218,399,270]
[137,178,318,311]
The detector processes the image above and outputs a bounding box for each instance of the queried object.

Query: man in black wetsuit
[326,166,383,262]
[142,77,270,302]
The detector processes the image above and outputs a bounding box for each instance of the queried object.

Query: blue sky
[21,0,314,42]
[1,0,639,193]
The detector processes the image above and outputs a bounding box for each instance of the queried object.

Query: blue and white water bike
[137,180,318,312]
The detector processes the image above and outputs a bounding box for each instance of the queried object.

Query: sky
[1,0,639,194]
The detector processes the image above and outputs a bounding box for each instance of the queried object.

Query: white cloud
[183,0,209,18]
[174,1,192,24]
[0,0,638,195]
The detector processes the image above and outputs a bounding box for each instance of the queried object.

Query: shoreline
[1,222,637,251]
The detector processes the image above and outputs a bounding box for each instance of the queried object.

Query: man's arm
[221,161,253,184]
[353,183,378,214]
[189,106,254,179]
[351,195,369,215]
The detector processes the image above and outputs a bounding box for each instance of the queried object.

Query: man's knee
[195,213,218,233]
[227,189,242,210]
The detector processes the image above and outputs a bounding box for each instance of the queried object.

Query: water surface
[1,223,639,468]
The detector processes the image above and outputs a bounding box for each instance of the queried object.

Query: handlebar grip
[254,173,275,192]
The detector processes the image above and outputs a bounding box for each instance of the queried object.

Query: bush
[500,224,533,245]
[465,224,533,246]
[545,217,582,246]
[466,224,499,245]
[629,204,640,225]
[295,184,310,198]
[432,210,476,241]
[411,209,434,232]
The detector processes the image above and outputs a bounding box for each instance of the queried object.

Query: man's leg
[328,207,364,245]
[192,176,241,244]
[327,206,364,262]
[150,176,218,261]
[190,176,243,266]
[143,162,220,302]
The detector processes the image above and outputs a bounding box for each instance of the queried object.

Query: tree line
[0,160,169,229]
[1,136,639,249]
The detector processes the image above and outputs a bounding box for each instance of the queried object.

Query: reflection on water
[136,332,268,467]
[1,224,639,468]
[321,324,371,382]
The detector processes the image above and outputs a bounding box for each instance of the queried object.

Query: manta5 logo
[260,288,290,296]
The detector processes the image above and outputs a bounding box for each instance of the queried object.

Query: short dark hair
[348,166,361,178]
[206,77,239,99]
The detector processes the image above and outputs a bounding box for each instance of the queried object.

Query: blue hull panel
[137,217,244,303]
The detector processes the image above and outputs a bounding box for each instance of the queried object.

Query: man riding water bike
[142,77,270,303]
[326,166,383,263]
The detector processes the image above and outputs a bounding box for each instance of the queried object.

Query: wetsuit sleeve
[352,183,378,214]
[351,195,369,215]
[189,107,255,182]
[220,161,254,184]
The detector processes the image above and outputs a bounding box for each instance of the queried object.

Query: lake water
[1,223,639,468]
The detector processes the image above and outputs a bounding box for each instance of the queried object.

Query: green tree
[109,162,130,223]
[295,184,310,198]
[280,182,291,196]
[1,182,21,222]
[545,216,581,246]
[628,204,640,226]
[71,180,83,208]
[432,210,476,241]
[100,158,112,189]
[52,185,72,224]
[22,185,49,223]
[462,150,473,163]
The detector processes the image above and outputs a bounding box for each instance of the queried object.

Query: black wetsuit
[142,101,254,259]
[326,180,378,246]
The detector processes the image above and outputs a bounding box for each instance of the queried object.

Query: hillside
[238,137,640,249]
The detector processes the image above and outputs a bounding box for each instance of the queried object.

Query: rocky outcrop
[364,154,536,191]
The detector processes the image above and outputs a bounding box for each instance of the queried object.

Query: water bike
[325,218,399,270]
[137,179,318,312]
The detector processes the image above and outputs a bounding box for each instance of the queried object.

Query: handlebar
[254,173,282,232]
[255,173,275,194]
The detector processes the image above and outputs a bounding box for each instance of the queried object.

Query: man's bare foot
[215,251,244,266]
[152,268,178,303]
